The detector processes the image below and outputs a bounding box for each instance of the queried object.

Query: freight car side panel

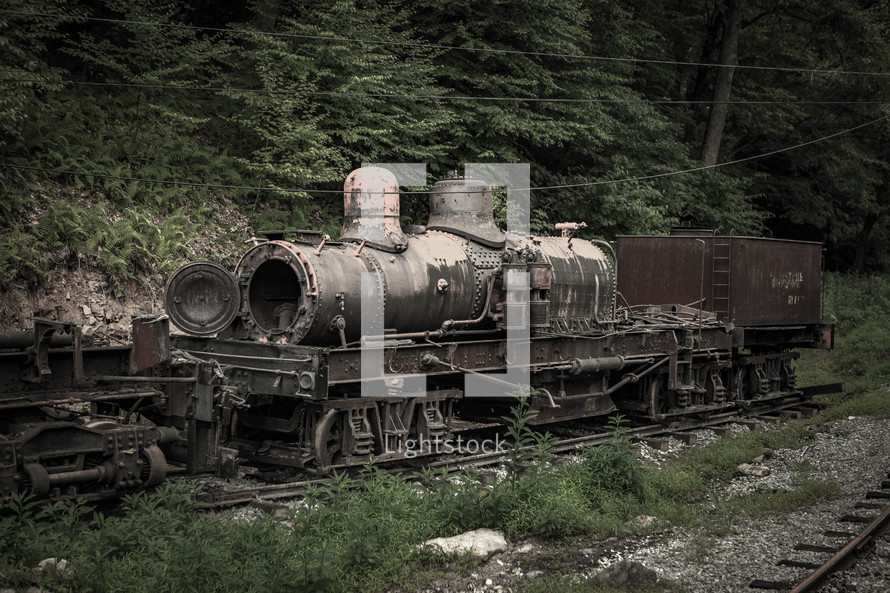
[616,236,717,313]
[616,234,823,326]
[729,238,822,326]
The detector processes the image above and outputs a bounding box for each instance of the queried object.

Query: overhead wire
[1,77,887,106]
[1,112,886,194]
[530,113,890,191]
[2,8,890,79]
[0,163,343,194]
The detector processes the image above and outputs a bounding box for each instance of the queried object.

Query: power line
[2,114,885,194]
[532,113,890,191]
[2,78,887,106]
[0,163,342,194]
[3,8,890,79]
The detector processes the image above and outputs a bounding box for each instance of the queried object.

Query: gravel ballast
[597,416,890,592]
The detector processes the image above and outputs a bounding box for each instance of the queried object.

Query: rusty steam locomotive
[0,167,833,502]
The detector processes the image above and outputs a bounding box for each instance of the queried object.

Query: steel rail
[789,505,890,593]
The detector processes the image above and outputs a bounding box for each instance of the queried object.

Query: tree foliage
[1,0,890,289]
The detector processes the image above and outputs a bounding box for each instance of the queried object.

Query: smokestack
[427,173,505,248]
[340,166,408,253]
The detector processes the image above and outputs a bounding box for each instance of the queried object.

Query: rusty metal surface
[171,335,328,400]
[427,174,505,248]
[0,331,72,350]
[729,237,822,326]
[223,231,483,345]
[0,345,131,396]
[1,422,174,501]
[788,505,890,593]
[616,234,716,313]
[616,234,823,326]
[339,166,408,252]
[741,324,834,349]
[536,236,614,328]
[130,316,171,374]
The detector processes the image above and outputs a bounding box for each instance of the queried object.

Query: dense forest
[2,0,889,292]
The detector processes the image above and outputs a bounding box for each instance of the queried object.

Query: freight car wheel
[314,410,343,469]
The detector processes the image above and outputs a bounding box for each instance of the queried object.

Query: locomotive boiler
[165,167,613,347]
[0,166,834,501]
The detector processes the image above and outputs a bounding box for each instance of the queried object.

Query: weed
[420,467,500,533]
[501,394,542,486]
[580,415,644,498]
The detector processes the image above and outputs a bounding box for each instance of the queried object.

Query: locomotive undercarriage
[0,318,179,501]
[174,321,777,471]
[0,312,818,501]
[624,351,801,421]
[227,390,458,469]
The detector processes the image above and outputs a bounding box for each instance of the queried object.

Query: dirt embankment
[0,268,163,341]
[1,195,257,339]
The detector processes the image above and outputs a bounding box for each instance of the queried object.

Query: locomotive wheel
[647,374,669,421]
[314,410,343,469]
[733,367,748,401]
[140,445,167,487]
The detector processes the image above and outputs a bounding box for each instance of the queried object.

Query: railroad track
[188,396,823,508]
[750,474,890,592]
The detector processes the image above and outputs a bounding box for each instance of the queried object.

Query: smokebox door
[164,262,240,335]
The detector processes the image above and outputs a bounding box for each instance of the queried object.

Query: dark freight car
[615,230,823,326]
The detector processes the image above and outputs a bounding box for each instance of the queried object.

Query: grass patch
[794,273,890,420]
[517,573,688,593]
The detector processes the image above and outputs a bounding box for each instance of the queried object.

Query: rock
[35,557,74,578]
[737,463,771,477]
[421,528,508,559]
[625,515,657,529]
[81,305,92,316]
[515,543,535,554]
[595,561,658,590]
